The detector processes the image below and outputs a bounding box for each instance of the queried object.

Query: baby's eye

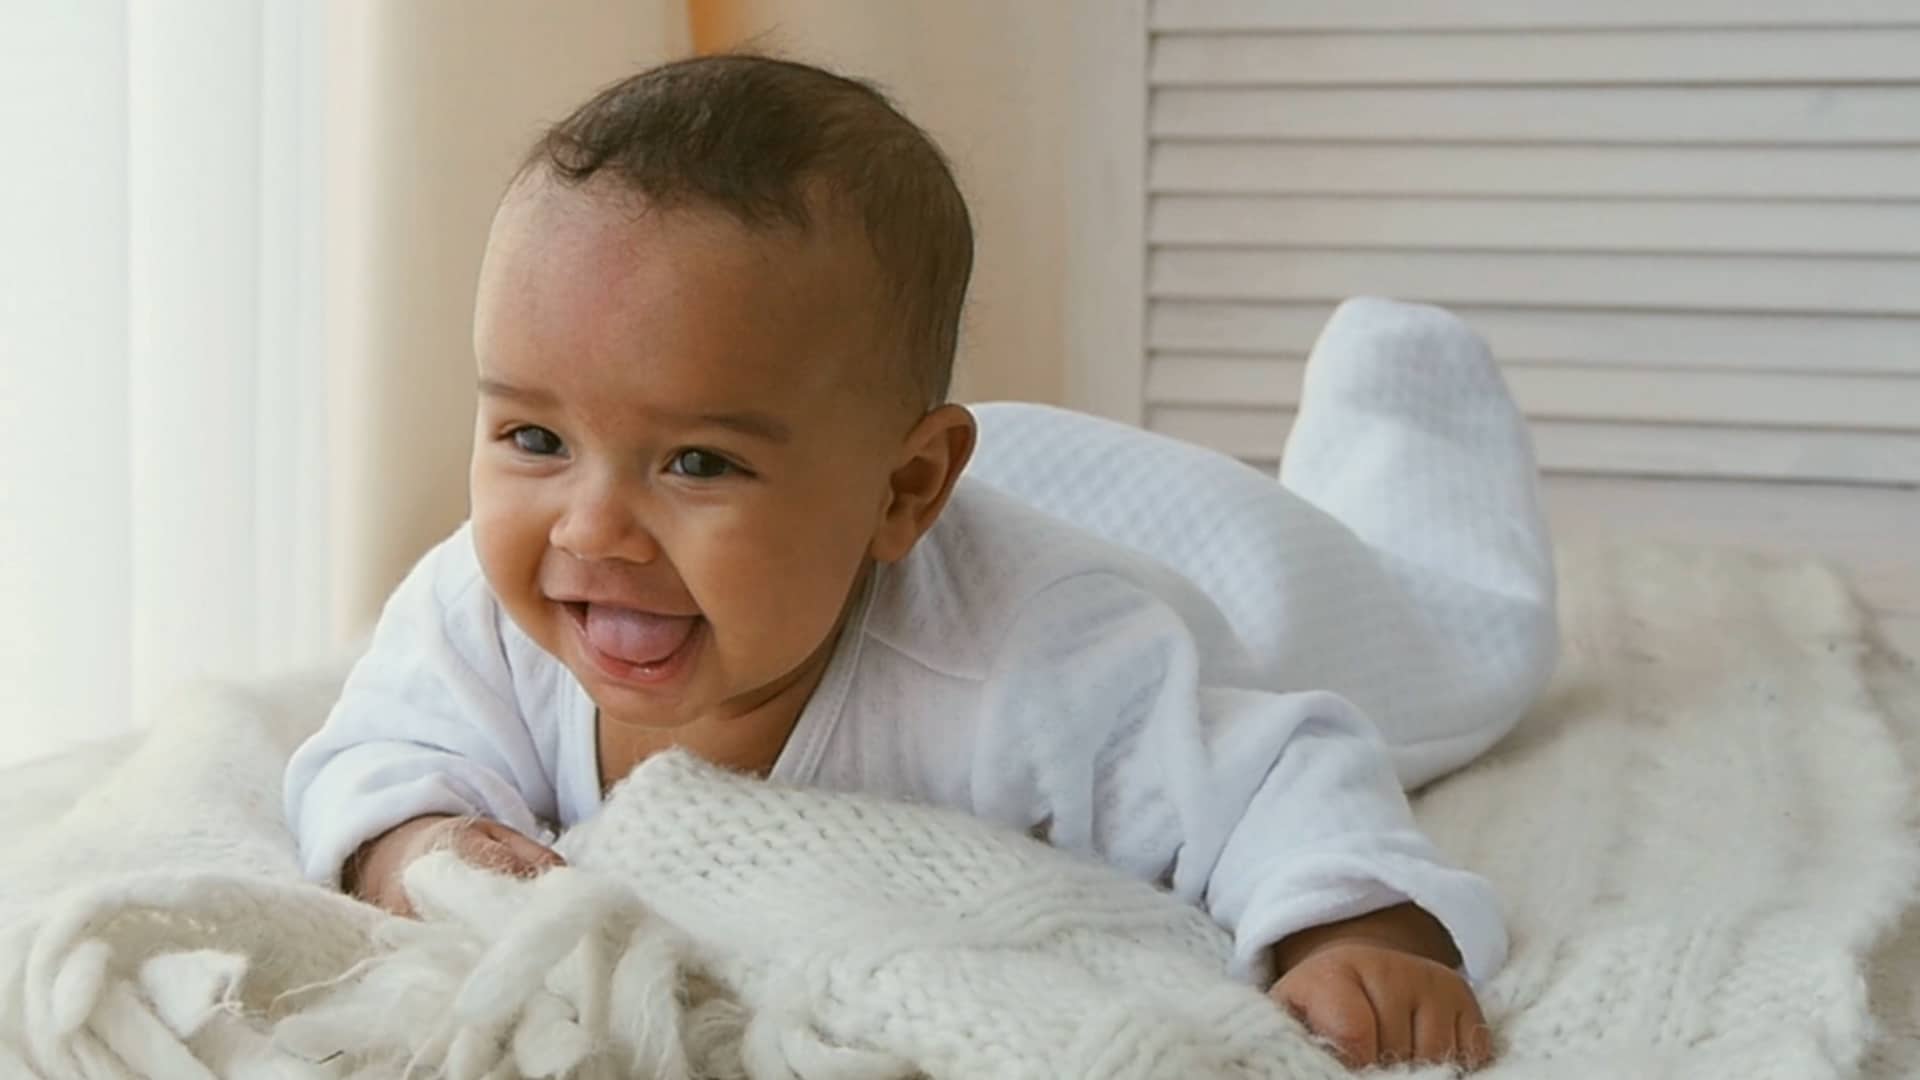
[508,426,565,456]
[668,449,735,479]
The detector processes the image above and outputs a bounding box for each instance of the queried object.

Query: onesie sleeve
[970,570,1506,987]
[283,526,560,886]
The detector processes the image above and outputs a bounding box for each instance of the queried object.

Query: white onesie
[284,298,1558,987]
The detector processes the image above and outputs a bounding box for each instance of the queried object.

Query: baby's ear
[871,404,976,563]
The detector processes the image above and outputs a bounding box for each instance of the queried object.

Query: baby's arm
[975,571,1502,1068]
[284,527,565,910]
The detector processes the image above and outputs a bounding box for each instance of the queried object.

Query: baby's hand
[1271,941,1492,1072]
[344,814,566,917]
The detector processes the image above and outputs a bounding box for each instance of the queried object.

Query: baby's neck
[596,700,798,790]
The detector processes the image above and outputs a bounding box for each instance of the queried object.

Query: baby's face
[469,180,943,733]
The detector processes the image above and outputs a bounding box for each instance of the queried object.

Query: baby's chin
[577,665,717,731]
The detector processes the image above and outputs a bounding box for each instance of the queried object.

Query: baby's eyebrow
[477,378,557,406]
[673,408,792,444]
[479,378,791,444]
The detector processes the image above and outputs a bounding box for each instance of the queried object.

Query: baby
[286,55,1558,1072]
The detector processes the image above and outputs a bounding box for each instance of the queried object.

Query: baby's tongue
[584,605,697,666]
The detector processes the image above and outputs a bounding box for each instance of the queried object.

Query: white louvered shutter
[1079,1,1920,487]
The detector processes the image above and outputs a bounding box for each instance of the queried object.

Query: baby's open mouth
[562,601,701,670]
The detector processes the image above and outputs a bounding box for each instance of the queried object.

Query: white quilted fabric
[968,297,1558,787]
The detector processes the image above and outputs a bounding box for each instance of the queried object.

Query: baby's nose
[549,482,662,565]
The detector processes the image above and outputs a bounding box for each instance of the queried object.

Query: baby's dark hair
[518,54,973,407]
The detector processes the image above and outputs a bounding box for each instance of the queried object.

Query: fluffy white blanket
[0,543,1912,1079]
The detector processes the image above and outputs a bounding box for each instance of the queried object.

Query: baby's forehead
[487,180,913,405]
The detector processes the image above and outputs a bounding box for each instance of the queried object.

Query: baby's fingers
[1360,967,1414,1065]
[1454,1006,1495,1071]
[1405,968,1492,1070]
[1413,993,1464,1068]
[1277,974,1379,1070]
[487,822,567,873]
[457,821,565,878]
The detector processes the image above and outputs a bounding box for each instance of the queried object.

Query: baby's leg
[1280,298,1558,783]
[966,299,1555,788]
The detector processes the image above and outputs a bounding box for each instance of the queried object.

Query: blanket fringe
[0,855,920,1078]
[0,874,374,1080]
[279,854,914,1079]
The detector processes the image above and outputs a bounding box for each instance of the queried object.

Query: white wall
[324,0,690,636]
[0,5,131,763]
[697,0,1075,408]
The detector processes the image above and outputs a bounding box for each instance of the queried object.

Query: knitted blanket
[0,543,1912,1079]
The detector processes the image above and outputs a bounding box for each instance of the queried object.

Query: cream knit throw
[0,544,1913,1079]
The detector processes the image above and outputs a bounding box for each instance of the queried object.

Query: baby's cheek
[471,510,530,584]
[707,538,852,664]
[470,503,553,629]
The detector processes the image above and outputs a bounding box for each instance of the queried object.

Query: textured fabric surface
[0,543,1910,1078]
[1429,547,1916,1080]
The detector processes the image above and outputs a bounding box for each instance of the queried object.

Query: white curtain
[0,2,330,767]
